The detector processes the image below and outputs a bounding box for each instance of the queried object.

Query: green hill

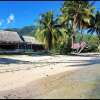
[4,25,35,36]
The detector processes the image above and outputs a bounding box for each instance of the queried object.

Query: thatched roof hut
[23,36,43,45]
[0,30,23,43]
[23,36,45,51]
[0,30,45,51]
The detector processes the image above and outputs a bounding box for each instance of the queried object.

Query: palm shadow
[0,56,100,73]
[68,57,100,67]
[0,56,100,67]
[0,58,32,64]
[0,57,83,65]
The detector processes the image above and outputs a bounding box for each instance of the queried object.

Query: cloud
[0,21,2,26]
[0,19,4,26]
[7,14,15,24]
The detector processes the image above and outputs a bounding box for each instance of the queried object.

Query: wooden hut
[0,30,45,53]
[22,36,45,51]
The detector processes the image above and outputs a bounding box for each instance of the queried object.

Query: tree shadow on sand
[67,57,100,67]
[0,58,32,64]
[0,56,100,66]
[0,57,80,65]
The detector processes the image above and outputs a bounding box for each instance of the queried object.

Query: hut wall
[0,43,18,50]
[0,42,45,51]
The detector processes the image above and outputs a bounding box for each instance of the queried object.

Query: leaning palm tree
[35,11,68,51]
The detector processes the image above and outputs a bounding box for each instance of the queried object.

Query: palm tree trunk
[71,19,77,46]
[80,26,84,42]
[71,14,78,48]
[48,31,52,50]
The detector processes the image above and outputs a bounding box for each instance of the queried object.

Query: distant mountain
[4,25,35,36]
[4,28,20,33]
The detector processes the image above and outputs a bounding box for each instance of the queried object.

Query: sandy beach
[0,55,100,99]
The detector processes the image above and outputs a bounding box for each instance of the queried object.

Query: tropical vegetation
[5,0,100,54]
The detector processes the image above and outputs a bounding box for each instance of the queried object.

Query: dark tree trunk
[71,14,78,46]
[47,31,52,51]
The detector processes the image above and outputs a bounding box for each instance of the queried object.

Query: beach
[0,55,100,99]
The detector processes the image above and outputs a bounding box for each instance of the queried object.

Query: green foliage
[34,1,100,54]
[88,11,100,40]
[98,45,100,52]
[59,37,72,54]
[84,35,99,52]
[35,11,69,51]
[5,1,100,54]
[76,34,99,52]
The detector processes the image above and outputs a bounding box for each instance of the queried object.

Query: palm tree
[88,11,100,42]
[61,0,95,47]
[88,11,100,51]
[35,11,68,51]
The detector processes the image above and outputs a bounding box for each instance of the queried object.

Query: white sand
[0,55,99,91]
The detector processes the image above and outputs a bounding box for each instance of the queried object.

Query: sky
[0,1,99,29]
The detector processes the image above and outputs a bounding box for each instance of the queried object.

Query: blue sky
[0,1,99,29]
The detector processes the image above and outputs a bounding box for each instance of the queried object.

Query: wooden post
[18,43,19,49]
[31,44,32,51]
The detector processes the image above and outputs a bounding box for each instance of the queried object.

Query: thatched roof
[23,36,43,45]
[0,30,23,43]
